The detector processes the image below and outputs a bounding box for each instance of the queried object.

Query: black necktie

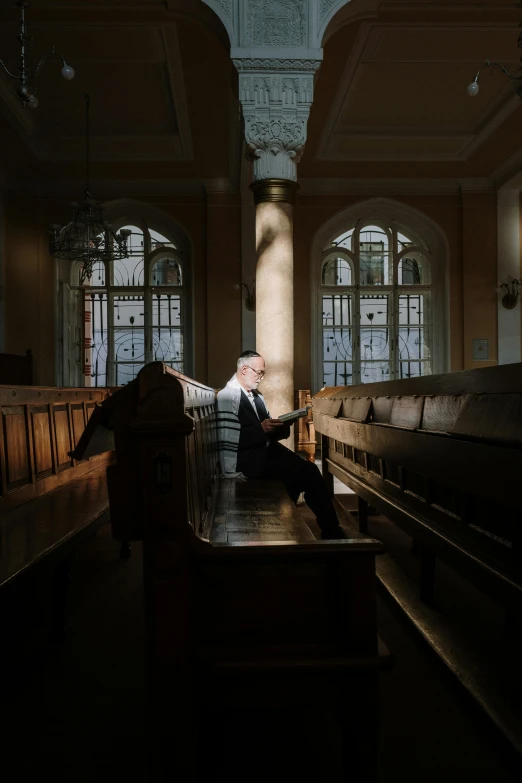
[253,392,268,422]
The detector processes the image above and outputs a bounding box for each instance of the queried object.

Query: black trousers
[262,442,339,532]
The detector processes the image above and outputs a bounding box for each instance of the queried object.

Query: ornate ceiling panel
[0,0,520,190]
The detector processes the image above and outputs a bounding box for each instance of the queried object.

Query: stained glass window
[321,220,433,386]
[70,223,185,386]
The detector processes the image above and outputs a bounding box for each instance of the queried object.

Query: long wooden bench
[313,364,522,611]
[0,384,114,650]
[100,362,384,782]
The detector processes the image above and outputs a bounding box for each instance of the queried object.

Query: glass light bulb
[28,94,39,109]
[467,81,479,97]
[61,63,75,81]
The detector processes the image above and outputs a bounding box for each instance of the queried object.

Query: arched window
[58,215,189,387]
[320,218,434,387]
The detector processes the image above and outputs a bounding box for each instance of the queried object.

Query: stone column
[201,0,352,437]
[251,179,298,431]
[237,64,317,439]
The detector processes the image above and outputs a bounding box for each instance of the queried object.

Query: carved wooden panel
[3,406,31,490]
[372,397,393,424]
[71,404,86,449]
[342,397,371,422]
[53,405,73,470]
[453,393,522,444]
[31,405,54,480]
[390,397,424,429]
[421,394,464,432]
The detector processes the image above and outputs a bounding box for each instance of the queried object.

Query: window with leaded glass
[70,223,185,387]
[320,220,433,386]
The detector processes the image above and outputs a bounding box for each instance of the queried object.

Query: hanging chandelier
[49,95,132,284]
[0,1,75,109]
[467,1,522,98]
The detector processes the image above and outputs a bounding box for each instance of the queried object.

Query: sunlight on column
[255,201,294,444]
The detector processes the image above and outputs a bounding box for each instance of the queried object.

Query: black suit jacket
[236,390,290,478]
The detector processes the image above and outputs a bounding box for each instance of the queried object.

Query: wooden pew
[104,362,384,782]
[312,364,522,610]
[0,384,114,648]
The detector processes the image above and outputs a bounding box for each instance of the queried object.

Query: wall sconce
[234,281,256,311]
[242,281,256,311]
[496,276,521,309]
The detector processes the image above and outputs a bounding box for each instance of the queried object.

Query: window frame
[59,218,188,387]
[317,215,440,389]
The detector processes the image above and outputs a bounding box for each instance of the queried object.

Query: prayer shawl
[216,375,268,478]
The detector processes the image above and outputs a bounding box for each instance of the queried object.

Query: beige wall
[460,192,498,368]
[1,189,501,390]
[206,193,242,389]
[294,191,499,390]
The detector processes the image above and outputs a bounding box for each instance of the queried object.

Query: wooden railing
[294,389,316,461]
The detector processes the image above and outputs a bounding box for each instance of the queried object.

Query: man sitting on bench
[217,350,345,539]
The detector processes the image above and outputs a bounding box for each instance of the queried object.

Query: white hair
[237,352,261,370]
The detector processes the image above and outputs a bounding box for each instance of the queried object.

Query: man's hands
[260,418,284,433]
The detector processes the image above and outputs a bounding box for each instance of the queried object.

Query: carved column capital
[236,64,320,182]
[201,0,351,181]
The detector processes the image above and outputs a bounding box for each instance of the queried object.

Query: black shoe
[320,525,347,540]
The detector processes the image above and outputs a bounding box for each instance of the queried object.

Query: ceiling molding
[316,22,373,160]
[297,177,495,196]
[323,134,473,162]
[34,135,185,162]
[162,22,194,161]
[4,176,238,198]
[316,20,521,164]
[491,148,522,190]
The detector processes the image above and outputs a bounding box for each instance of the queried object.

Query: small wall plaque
[472,338,489,361]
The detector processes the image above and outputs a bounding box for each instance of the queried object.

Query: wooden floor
[1,519,521,782]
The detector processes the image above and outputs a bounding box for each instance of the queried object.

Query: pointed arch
[311,197,449,392]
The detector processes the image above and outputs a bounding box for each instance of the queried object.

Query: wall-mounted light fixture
[496,276,521,309]
[466,1,522,98]
[233,281,256,311]
[242,281,256,311]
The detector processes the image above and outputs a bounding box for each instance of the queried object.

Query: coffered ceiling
[0,0,520,194]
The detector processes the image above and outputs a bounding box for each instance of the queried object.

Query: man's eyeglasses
[244,365,265,378]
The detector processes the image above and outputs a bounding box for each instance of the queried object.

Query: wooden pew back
[0,385,112,514]
[105,362,217,543]
[313,363,522,608]
[106,362,384,780]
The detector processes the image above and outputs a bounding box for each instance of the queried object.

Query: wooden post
[321,433,334,496]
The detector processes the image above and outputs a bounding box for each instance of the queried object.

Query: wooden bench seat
[102,362,384,782]
[209,477,316,543]
[313,363,522,611]
[0,463,109,589]
[0,384,114,647]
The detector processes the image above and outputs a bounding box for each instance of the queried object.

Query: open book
[278,405,312,424]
